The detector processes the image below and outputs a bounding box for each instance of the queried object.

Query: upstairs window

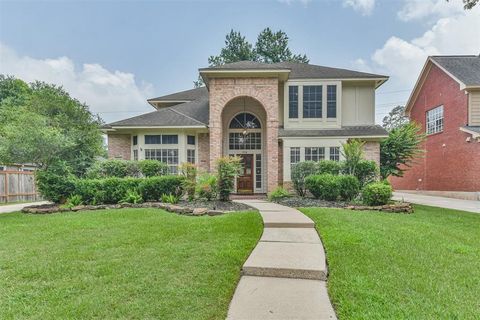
[145,135,161,144]
[133,135,138,145]
[288,86,298,118]
[162,135,178,144]
[187,135,196,145]
[303,85,322,118]
[426,105,444,134]
[327,85,337,118]
[144,134,178,144]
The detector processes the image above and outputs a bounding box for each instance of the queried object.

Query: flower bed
[22,201,255,216]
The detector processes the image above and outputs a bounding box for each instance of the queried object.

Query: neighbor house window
[187,135,195,145]
[133,135,138,145]
[144,149,179,173]
[327,85,337,118]
[144,134,178,144]
[288,86,298,118]
[305,147,325,162]
[426,105,444,134]
[330,147,340,161]
[290,147,300,170]
[187,149,195,164]
[303,85,322,118]
[133,149,138,161]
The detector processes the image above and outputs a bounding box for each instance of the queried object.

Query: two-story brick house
[390,55,480,199]
[104,61,389,194]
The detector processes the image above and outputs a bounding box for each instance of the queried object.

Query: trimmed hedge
[317,160,343,175]
[338,175,360,201]
[85,159,168,179]
[305,174,360,201]
[362,181,392,206]
[73,175,184,205]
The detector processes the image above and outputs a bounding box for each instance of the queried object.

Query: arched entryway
[221,97,267,194]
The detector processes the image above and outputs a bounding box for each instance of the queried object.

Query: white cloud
[0,42,153,122]
[398,0,463,21]
[342,0,375,15]
[357,10,480,87]
[278,0,311,6]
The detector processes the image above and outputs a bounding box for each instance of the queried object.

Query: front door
[237,154,254,194]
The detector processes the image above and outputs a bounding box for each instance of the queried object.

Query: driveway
[393,192,480,214]
[0,201,50,214]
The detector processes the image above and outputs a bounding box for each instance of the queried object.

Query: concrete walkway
[393,192,480,214]
[0,201,49,214]
[228,200,336,320]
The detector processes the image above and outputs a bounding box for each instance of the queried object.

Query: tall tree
[447,0,478,9]
[195,28,309,87]
[380,122,425,179]
[0,76,105,176]
[382,105,409,132]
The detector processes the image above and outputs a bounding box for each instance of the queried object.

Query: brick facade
[390,64,480,192]
[208,78,279,192]
[108,134,131,160]
[197,133,210,172]
[362,141,380,165]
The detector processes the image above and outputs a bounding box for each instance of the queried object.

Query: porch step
[242,241,327,280]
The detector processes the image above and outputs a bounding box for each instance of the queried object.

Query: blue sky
[1,0,479,123]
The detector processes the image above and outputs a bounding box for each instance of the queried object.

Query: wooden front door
[237,154,254,194]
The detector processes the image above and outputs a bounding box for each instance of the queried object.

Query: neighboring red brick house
[391,55,480,199]
[103,61,389,194]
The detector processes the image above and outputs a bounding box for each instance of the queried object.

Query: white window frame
[426,105,444,135]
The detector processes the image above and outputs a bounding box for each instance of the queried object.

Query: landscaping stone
[345,202,413,213]
[192,208,208,216]
[207,210,224,216]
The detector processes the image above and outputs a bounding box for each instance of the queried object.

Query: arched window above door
[229,113,261,129]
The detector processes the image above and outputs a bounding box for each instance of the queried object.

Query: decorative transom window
[144,149,179,173]
[305,147,325,162]
[290,147,300,170]
[330,147,340,161]
[426,105,444,134]
[187,135,195,145]
[229,132,261,150]
[303,85,322,118]
[144,134,178,145]
[229,113,261,129]
[289,86,299,118]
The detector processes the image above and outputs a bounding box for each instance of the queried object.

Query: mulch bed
[22,200,256,216]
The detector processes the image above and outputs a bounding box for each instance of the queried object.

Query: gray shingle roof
[106,99,209,127]
[147,87,208,102]
[431,55,480,87]
[200,61,387,79]
[279,125,388,138]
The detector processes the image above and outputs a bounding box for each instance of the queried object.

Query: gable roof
[147,87,208,103]
[200,61,387,80]
[405,55,480,114]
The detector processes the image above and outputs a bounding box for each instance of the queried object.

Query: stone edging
[346,202,413,213]
[21,202,236,216]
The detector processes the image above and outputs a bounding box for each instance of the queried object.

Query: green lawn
[0,209,262,319]
[302,205,480,319]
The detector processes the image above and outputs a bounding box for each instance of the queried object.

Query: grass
[302,205,480,319]
[0,208,262,319]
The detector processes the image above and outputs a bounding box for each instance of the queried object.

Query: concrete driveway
[393,192,480,214]
[0,201,50,214]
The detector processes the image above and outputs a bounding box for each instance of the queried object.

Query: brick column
[108,134,131,160]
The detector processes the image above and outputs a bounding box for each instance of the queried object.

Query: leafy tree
[0,76,105,176]
[341,139,365,176]
[447,0,478,9]
[382,105,409,131]
[217,156,242,201]
[380,122,425,179]
[195,28,309,87]
[255,28,309,64]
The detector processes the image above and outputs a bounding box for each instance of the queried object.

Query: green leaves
[380,122,425,179]
[382,105,409,132]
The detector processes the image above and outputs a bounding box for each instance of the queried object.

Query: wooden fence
[0,171,41,203]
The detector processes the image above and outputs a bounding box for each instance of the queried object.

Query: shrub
[35,161,75,203]
[305,174,341,201]
[86,159,142,178]
[317,160,343,175]
[179,162,197,200]
[217,156,242,201]
[355,160,379,187]
[291,161,318,197]
[74,178,104,205]
[138,175,184,201]
[362,182,393,206]
[161,193,180,204]
[341,139,365,176]
[120,189,143,204]
[63,195,83,208]
[101,177,141,204]
[268,186,290,201]
[196,173,218,201]
[338,175,360,201]
[138,160,169,177]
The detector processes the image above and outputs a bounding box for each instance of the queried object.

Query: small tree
[179,162,197,201]
[291,161,318,197]
[341,139,365,176]
[380,122,425,179]
[217,156,242,201]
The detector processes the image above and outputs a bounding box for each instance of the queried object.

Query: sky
[0,0,479,123]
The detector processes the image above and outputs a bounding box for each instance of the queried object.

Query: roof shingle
[431,55,480,87]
